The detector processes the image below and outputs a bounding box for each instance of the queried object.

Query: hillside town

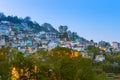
[0,0,120,79]
[1,13,120,80]
[0,14,120,59]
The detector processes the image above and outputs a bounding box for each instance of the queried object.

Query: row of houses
[1,21,120,62]
[0,21,119,54]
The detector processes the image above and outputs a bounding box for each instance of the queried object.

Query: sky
[0,0,120,43]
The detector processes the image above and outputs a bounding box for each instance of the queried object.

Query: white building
[112,42,120,49]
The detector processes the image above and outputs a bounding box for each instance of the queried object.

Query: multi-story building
[112,42,120,49]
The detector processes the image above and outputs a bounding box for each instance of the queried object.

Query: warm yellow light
[11,67,19,80]
[74,51,79,57]
[34,65,37,73]
[71,51,79,58]
[20,69,23,76]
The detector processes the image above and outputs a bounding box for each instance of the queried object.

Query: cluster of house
[0,20,120,62]
[0,21,95,53]
[94,41,120,62]
[112,42,120,52]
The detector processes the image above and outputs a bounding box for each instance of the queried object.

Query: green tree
[86,46,101,60]
[0,47,11,80]
[59,25,68,40]
[0,55,10,80]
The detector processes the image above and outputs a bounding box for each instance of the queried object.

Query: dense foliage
[0,46,115,80]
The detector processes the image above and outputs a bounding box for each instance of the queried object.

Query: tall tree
[0,12,6,21]
[71,32,78,41]
[58,25,68,33]
[58,25,68,40]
